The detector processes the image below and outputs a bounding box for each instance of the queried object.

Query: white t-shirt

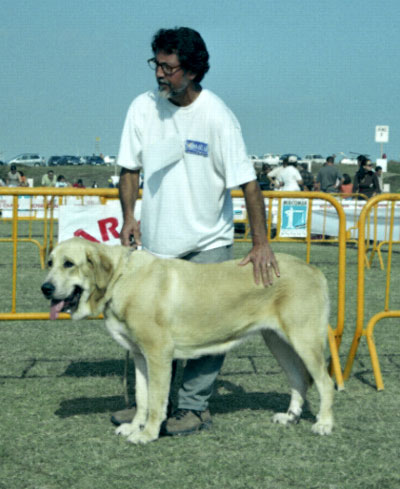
[278,165,302,191]
[117,89,256,258]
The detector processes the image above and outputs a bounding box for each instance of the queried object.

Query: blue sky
[1,0,399,162]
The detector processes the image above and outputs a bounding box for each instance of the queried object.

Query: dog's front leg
[127,348,173,445]
[115,350,149,438]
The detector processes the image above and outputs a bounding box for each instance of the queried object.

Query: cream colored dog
[41,237,334,444]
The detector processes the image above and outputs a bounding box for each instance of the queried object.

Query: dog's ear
[86,248,113,290]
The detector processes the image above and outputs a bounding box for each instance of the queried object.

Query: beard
[157,78,190,100]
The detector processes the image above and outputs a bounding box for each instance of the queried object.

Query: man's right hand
[120,217,142,247]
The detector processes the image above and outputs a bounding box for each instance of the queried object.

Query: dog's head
[41,237,114,320]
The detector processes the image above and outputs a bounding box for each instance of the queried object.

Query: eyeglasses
[147,57,182,76]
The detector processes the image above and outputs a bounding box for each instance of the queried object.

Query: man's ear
[86,248,113,290]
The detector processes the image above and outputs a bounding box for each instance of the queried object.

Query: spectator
[299,163,314,191]
[91,181,99,188]
[315,156,343,193]
[73,179,86,188]
[339,174,353,197]
[375,166,383,193]
[55,175,70,188]
[278,156,303,191]
[41,170,57,187]
[6,164,22,187]
[353,159,380,199]
[267,159,287,190]
[257,164,273,191]
[18,171,29,187]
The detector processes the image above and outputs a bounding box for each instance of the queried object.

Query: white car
[7,153,46,167]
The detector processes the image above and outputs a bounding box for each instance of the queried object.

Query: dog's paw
[311,418,333,435]
[127,429,158,445]
[272,411,300,426]
[115,423,137,437]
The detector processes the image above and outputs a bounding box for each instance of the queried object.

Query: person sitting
[72,179,85,188]
[41,170,57,187]
[55,175,70,188]
[6,165,22,187]
[18,171,29,187]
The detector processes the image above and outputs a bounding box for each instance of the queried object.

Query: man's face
[155,51,195,101]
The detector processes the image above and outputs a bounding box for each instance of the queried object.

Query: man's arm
[239,180,280,286]
[118,167,141,247]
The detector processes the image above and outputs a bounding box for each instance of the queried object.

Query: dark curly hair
[151,27,210,83]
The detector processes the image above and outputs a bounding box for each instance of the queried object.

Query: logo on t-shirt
[185,140,208,157]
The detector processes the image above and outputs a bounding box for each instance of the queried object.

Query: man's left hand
[239,242,280,287]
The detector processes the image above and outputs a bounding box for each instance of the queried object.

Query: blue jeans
[176,245,233,412]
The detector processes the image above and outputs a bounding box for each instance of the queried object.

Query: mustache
[157,79,171,88]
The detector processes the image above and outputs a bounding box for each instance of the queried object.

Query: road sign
[375,125,389,143]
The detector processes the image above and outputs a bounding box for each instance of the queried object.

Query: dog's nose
[41,282,55,298]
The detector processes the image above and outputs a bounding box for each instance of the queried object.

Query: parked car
[86,155,105,165]
[304,154,325,165]
[338,154,358,165]
[47,156,62,166]
[103,155,116,165]
[57,155,81,166]
[7,153,46,166]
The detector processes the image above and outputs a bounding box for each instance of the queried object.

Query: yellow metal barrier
[343,194,400,390]
[0,187,346,388]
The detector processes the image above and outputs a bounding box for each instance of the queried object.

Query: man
[113,27,279,436]
[315,156,342,193]
[41,170,57,187]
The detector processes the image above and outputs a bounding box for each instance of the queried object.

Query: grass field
[1,232,400,489]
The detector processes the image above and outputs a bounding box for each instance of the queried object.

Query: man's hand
[120,217,142,248]
[239,242,279,287]
[239,180,280,287]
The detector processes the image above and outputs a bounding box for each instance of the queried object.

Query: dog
[41,237,334,444]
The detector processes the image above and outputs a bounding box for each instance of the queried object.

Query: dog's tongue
[50,301,65,320]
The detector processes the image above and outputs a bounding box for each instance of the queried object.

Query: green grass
[1,237,400,488]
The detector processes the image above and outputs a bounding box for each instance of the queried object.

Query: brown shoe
[163,409,212,436]
[110,406,136,426]
[111,403,173,426]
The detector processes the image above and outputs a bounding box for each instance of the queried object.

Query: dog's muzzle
[41,282,55,298]
[41,282,83,320]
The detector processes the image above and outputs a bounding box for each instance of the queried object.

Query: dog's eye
[64,260,74,268]
[47,260,53,268]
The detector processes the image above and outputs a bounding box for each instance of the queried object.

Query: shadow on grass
[56,364,314,421]
[55,395,126,418]
[62,359,131,377]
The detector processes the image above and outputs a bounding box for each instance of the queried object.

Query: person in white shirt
[277,156,303,191]
[113,27,279,436]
